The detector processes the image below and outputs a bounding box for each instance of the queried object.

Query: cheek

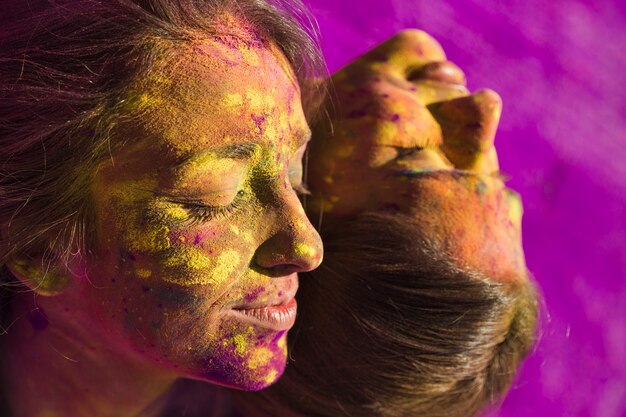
[129,221,253,290]
[410,176,526,280]
[103,197,244,283]
[95,211,288,383]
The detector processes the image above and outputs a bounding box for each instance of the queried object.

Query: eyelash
[170,190,247,223]
[168,179,309,224]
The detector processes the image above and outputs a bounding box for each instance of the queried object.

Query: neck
[2,292,176,417]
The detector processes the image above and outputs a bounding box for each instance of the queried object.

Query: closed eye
[164,189,248,223]
[395,146,424,159]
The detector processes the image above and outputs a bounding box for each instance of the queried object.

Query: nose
[254,198,323,276]
[428,88,502,174]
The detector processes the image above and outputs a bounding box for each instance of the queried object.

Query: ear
[5,256,70,296]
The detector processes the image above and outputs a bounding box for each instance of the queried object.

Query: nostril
[254,234,323,276]
[266,264,304,276]
[407,61,466,86]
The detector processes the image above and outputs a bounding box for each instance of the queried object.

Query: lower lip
[230,298,297,331]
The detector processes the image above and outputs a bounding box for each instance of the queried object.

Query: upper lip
[228,277,299,310]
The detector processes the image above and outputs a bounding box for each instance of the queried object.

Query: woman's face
[308,30,525,281]
[82,32,323,390]
[308,29,501,216]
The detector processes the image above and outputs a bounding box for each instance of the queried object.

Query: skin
[307,29,526,282]
[3,17,322,417]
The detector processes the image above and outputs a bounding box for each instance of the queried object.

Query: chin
[191,330,289,391]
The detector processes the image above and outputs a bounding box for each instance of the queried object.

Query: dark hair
[235,211,539,417]
[0,0,326,270]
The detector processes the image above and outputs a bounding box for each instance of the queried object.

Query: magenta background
[303,1,626,416]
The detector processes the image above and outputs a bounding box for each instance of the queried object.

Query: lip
[229,297,298,331]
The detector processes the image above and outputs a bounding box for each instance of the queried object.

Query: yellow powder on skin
[121,90,164,114]
[294,242,318,259]
[164,126,194,156]
[122,68,171,113]
[174,151,248,192]
[375,120,399,143]
[162,247,212,271]
[246,89,276,112]
[225,325,255,357]
[135,269,152,279]
[278,112,290,132]
[507,191,523,224]
[241,230,254,243]
[277,334,287,352]
[164,206,189,222]
[240,47,260,67]
[261,121,278,142]
[8,261,69,295]
[99,177,178,253]
[247,347,273,370]
[126,224,171,253]
[161,249,241,286]
[232,334,248,356]
[222,93,244,109]
[294,219,311,232]
[264,369,278,385]
[253,156,281,180]
[211,250,241,282]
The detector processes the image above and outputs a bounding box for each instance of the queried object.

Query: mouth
[229,297,298,331]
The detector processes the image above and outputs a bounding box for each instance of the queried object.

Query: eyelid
[395,147,424,158]
[156,187,240,203]
[167,189,248,223]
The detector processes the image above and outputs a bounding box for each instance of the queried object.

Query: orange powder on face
[406,172,526,283]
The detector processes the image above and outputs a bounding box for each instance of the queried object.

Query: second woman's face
[82,33,323,390]
[307,29,502,216]
[307,30,526,282]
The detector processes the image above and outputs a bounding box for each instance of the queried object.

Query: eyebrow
[170,143,259,169]
[214,143,259,159]
[171,129,312,169]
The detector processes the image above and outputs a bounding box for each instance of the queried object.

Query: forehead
[123,33,309,158]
